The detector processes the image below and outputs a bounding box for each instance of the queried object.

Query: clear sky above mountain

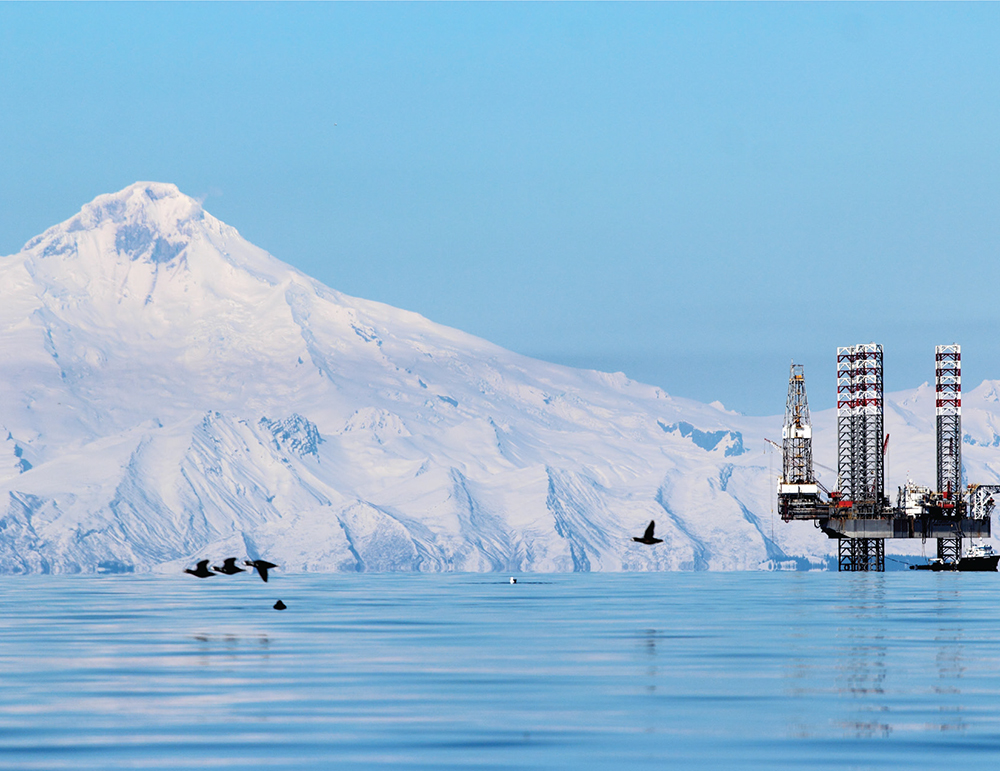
[2,3,998,416]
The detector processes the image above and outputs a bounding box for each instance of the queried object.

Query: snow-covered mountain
[0,183,996,574]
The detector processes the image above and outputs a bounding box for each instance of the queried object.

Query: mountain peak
[11,181,297,325]
[23,182,208,265]
[80,182,199,224]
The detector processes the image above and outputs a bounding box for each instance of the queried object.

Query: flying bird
[212,557,246,575]
[245,559,278,582]
[632,520,664,545]
[184,560,214,578]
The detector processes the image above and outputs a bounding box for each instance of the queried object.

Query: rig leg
[838,538,855,571]
[838,538,885,572]
[871,539,885,571]
[937,536,961,564]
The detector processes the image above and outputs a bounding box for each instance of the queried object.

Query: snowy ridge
[0,183,995,573]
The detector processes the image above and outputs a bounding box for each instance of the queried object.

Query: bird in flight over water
[245,559,278,582]
[212,557,246,575]
[184,560,214,578]
[632,521,663,545]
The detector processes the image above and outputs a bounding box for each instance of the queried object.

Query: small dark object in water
[184,560,214,578]
[632,520,664,545]
[273,600,286,610]
[245,559,278,582]
[910,561,954,571]
[910,554,1000,572]
[510,577,517,584]
[212,557,246,575]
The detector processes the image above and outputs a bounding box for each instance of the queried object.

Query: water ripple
[3,573,1000,768]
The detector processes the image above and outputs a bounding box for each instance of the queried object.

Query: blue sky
[2,3,999,416]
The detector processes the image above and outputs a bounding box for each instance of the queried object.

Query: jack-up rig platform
[778,344,1000,571]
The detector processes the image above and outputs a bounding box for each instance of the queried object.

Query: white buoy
[509,577,517,584]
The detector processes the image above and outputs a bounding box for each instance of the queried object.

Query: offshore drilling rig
[778,344,1000,571]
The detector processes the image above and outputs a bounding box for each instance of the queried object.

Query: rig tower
[783,364,813,487]
[778,364,823,519]
[936,344,963,562]
[836,344,886,570]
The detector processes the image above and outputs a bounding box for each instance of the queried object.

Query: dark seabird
[184,560,215,578]
[632,520,664,545]
[212,557,246,575]
[273,600,287,610]
[245,559,278,582]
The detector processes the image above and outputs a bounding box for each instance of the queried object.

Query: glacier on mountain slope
[0,183,995,574]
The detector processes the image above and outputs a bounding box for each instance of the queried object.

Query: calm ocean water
[2,572,1000,769]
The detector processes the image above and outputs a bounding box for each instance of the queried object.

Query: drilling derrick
[783,365,813,484]
[935,344,963,562]
[778,364,822,520]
